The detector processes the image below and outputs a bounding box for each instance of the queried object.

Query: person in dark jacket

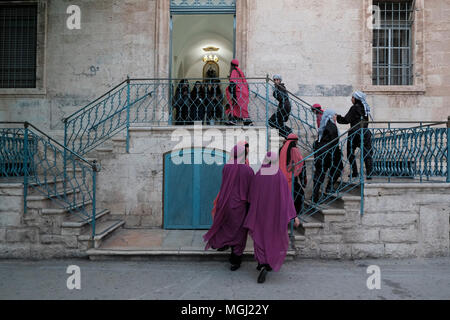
[190,81,206,123]
[268,74,293,139]
[312,109,344,203]
[173,79,191,125]
[336,91,373,179]
[205,79,223,125]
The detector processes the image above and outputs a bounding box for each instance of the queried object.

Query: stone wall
[246,0,450,124]
[0,0,157,132]
[298,183,450,259]
[1,0,449,136]
[96,125,270,228]
[0,182,87,258]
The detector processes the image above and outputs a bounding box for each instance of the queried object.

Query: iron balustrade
[63,77,320,157]
[290,119,449,225]
[0,122,98,238]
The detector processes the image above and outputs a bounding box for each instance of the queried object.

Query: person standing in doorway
[268,74,293,138]
[203,142,254,271]
[336,91,373,179]
[205,79,223,125]
[173,79,191,125]
[225,59,252,126]
[190,81,206,123]
[244,151,299,284]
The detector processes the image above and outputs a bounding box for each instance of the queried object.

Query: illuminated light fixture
[202,46,219,63]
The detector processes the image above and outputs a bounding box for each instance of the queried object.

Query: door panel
[164,148,227,229]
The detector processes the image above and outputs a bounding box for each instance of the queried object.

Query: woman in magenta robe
[203,142,254,271]
[244,151,298,283]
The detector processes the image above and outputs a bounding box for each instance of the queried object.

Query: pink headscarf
[279,133,304,191]
[312,104,324,129]
[225,61,250,119]
[212,141,249,218]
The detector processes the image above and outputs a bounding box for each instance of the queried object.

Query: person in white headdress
[312,109,343,203]
[336,91,373,179]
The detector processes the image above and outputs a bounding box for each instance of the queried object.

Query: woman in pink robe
[225,59,252,125]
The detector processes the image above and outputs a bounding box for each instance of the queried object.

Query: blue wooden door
[164,148,227,229]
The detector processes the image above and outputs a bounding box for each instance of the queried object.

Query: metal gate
[164,148,228,229]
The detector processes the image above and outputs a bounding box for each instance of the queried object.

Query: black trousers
[268,107,292,139]
[347,131,373,176]
[313,146,343,201]
[292,177,305,214]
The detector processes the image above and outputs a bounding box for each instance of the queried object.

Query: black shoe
[257,267,268,283]
[217,245,230,252]
[230,264,240,271]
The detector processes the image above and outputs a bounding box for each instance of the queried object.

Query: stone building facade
[0,0,449,131]
[0,0,449,259]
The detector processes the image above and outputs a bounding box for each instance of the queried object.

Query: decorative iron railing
[290,119,450,225]
[369,122,449,181]
[0,122,99,238]
[63,77,320,156]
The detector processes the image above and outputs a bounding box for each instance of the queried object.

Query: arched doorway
[171,14,235,80]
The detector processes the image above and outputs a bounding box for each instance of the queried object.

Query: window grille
[0,4,38,88]
[372,1,414,85]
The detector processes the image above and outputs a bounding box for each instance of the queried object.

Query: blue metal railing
[291,123,364,221]
[369,122,448,181]
[64,77,320,157]
[291,119,449,222]
[0,122,99,238]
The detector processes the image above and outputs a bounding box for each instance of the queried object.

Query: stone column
[154,0,170,79]
[235,0,249,71]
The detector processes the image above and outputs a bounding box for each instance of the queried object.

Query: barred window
[372,1,414,86]
[0,4,38,88]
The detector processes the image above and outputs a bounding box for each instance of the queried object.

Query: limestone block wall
[246,0,450,123]
[96,126,270,228]
[0,0,157,132]
[298,184,450,259]
[0,183,86,258]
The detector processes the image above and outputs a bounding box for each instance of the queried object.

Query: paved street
[0,257,449,300]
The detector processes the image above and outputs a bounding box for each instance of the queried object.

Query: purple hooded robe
[243,151,297,272]
[203,143,255,256]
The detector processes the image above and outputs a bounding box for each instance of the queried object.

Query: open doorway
[171,14,235,80]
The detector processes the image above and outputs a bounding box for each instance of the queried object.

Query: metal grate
[372,1,414,86]
[170,0,236,13]
[0,4,38,88]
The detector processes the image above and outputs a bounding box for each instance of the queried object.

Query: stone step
[27,188,79,202]
[297,214,324,236]
[86,248,297,261]
[79,219,125,248]
[61,208,110,236]
[62,208,110,228]
[41,200,93,215]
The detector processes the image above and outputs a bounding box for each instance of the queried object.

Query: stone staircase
[294,185,362,259]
